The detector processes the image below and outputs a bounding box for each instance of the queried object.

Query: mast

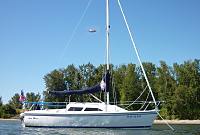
[106,0,110,105]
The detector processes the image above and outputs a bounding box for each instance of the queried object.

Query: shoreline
[0,118,20,121]
[154,120,200,125]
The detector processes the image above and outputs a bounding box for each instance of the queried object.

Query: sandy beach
[0,118,20,121]
[154,120,200,125]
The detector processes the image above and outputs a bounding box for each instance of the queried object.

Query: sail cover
[49,71,110,96]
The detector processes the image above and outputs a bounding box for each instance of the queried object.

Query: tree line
[0,93,40,118]
[0,59,199,119]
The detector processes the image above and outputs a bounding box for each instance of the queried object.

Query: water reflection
[0,120,200,135]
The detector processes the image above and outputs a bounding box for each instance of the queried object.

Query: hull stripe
[25,125,151,129]
[25,112,157,117]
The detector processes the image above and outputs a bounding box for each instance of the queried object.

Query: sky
[0,0,200,103]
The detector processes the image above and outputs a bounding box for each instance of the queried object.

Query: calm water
[0,120,200,135]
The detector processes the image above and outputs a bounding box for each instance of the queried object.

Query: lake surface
[0,120,200,135]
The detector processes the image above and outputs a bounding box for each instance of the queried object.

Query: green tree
[8,93,22,109]
[173,60,200,119]
[138,62,157,101]
[114,64,127,105]
[156,61,176,119]
[26,92,41,102]
[0,96,2,118]
[79,63,96,87]
[118,64,140,110]
[0,104,16,118]
[43,69,66,102]
[0,96,2,106]
[63,65,81,102]
[41,60,200,120]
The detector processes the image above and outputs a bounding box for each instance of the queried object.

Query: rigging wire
[156,111,175,131]
[125,86,148,109]
[112,76,117,105]
[117,0,157,108]
[117,0,174,131]
[139,91,150,110]
[58,0,93,66]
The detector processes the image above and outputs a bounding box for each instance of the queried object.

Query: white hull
[23,109,157,129]
[20,0,160,129]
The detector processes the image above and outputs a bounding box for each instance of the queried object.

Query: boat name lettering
[28,117,38,120]
[127,114,141,118]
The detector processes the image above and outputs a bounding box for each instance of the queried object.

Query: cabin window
[68,107,83,111]
[84,108,102,111]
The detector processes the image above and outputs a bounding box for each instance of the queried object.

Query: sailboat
[21,0,159,129]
